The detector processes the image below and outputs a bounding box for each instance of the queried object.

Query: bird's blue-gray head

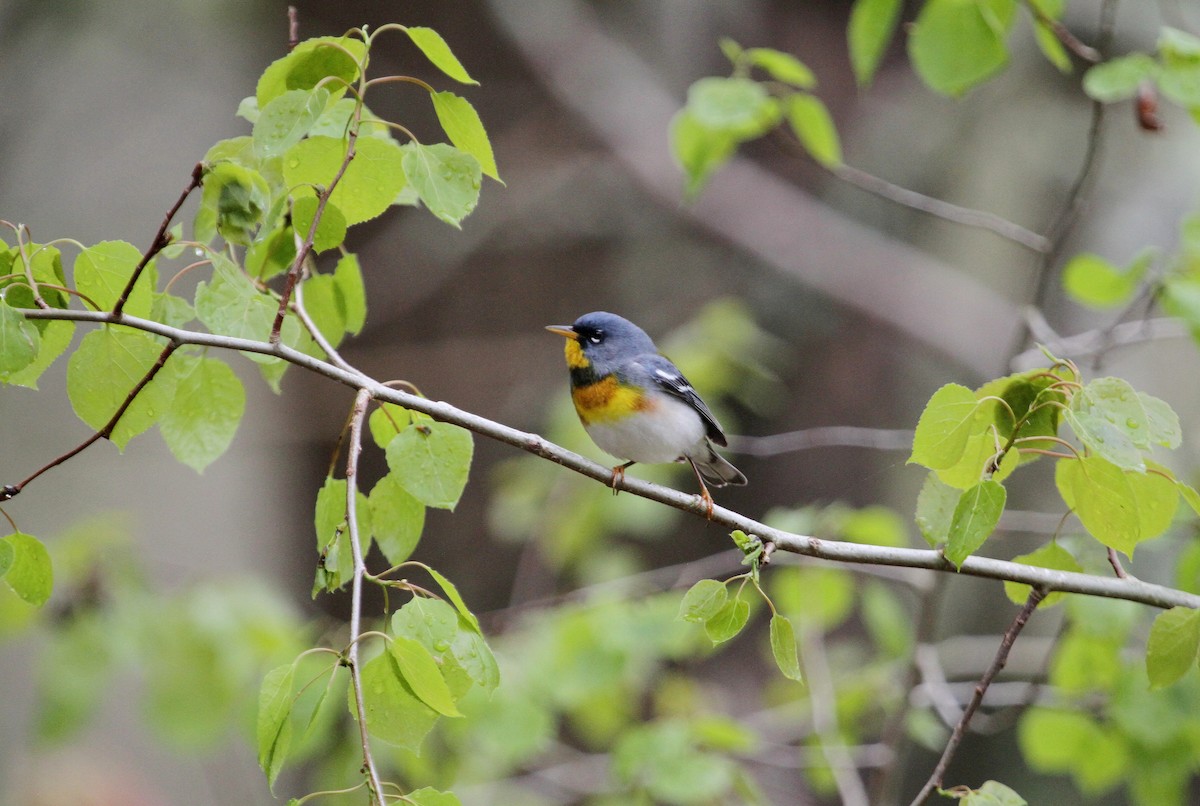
[546,311,659,376]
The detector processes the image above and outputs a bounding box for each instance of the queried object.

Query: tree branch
[344,388,386,803]
[112,162,204,316]
[908,587,1046,805]
[12,307,1200,612]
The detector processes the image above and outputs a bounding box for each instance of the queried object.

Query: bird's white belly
[584,395,707,464]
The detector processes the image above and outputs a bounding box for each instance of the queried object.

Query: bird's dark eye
[588,333,603,345]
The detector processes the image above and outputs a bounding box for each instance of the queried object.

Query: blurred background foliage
[4,1,1200,805]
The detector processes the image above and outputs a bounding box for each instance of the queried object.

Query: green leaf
[1082,54,1160,102]
[908,0,1017,96]
[0,297,40,376]
[400,143,483,229]
[1140,391,1182,449]
[313,476,369,592]
[426,567,481,633]
[385,420,474,509]
[450,624,500,692]
[1062,251,1149,309]
[389,635,462,717]
[848,0,903,86]
[333,253,366,335]
[0,532,52,607]
[1157,62,1200,107]
[291,196,347,254]
[3,318,71,388]
[1003,542,1081,607]
[392,597,459,651]
[964,780,1027,806]
[936,427,1020,489]
[368,473,425,565]
[670,109,738,197]
[253,88,330,158]
[768,614,803,681]
[298,273,345,349]
[431,91,500,182]
[1064,376,1153,471]
[66,327,171,449]
[1159,26,1200,64]
[194,257,279,356]
[861,581,915,657]
[283,135,408,226]
[678,579,729,623]
[704,596,750,644]
[256,36,365,107]
[1127,461,1180,541]
[1029,0,1070,73]
[687,77,773,130]
[1178,481,1200,519]
[356,652,439,751]
[245,223,297,283]
[196,162,271,246]
[74,240,156,317]
[785,94,842,167]
[1146,606,1200,688]
[159,354,246,472]
[1056,456,1140,555]
[405,26,478,85]
[407,788,463,806]
[151,291,195,329]
[944,479,1006,567]
[256,663,295,790]
[369,402,410,449]
[909,383,981,470]
[745,48,816,88]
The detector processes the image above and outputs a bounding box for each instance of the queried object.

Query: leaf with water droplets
[282,136,407,226]
[400,143,483,229]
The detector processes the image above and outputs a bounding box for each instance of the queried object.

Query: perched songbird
[546,312,746,515]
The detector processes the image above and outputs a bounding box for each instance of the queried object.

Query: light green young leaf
[944,479,1006,567]
[195,162,271,246]
[385,420,474,509]
[431,91,500,182]
[283,135,407,226]
[291,196,347,254]
[400,143,483,229]
[151,292,195,329]
[1082,54,1160,102]
[785,93,842,167]
[74,240,156,318]
[848,0,903,86]
[908,0,1016,97]
[256,663,295,790]
[768,613,803,681]
[1157,62,1200,107]
[392,597,459,651]
[0,297,40,376]
[253,88,330,158]
[678,579,729,623]
[1056,456,1140,556]
[333,253,366,335]
[909,383,981,470]
[313,476,370,592]
[405,26,478,85]
[1127,460,1179,541]
[1178,481,1200,518]
[916,470,964,546]
[687,77,772,130]
[407,788,463,806]
[66,327,172,449]
[194,257,278,357]
[427,567,481,633]
[3,318,72,389]
[159,354,246,472]
[356,652,439,751]
[670,109,738,198]
[964,780,1028,806]
[256,36,365,107]
[0,532,52,607]
[1061,251,1149,309]
[745,48,816,88]
[704,597,750,644]
[298,273,345,349]
[1003,541,1081,607]
[1146,606,1200,688]
[369,402,410,449]
[389,635,462,717]
[1139,391,1182,449]
[449,625,500,693]
[368,473,425,565]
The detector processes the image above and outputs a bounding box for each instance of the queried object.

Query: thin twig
[291,261,364,377]
[727,426,913,456]
[113,162,204,316]
[345,388,386,804]
[908,587,1047,806]
[825,161,1052,253]
[0,340,178,501]
[287,5,300,51]
[1107,547,1130,579]
[14,306,1200,611]
[1023,0,1101,62]
[801,623,870,806]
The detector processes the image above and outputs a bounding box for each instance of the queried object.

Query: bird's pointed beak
[545,325,578,340]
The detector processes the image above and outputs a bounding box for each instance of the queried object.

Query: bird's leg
[610,460,636,495]
[687,459,716,520]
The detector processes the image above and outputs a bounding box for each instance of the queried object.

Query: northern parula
[546,311,746,514]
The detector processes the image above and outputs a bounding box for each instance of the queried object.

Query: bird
[545,311,746,516]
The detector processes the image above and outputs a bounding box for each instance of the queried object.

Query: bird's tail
[691,443,747,487]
